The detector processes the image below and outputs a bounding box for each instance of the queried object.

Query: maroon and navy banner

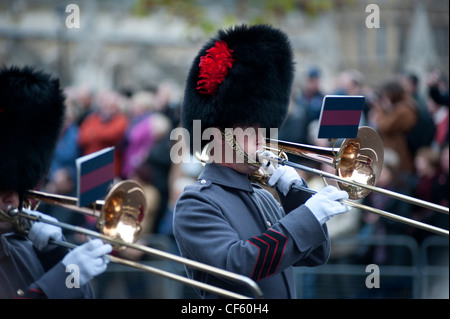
[317,95,365,139]
[76,147,115,207]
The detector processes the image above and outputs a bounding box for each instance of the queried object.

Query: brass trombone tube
[51,240,251,299]
[269,157,449,237]
[17,209,264,299]
[266,139,338,167]
[267,147,449,215]
[290,184,449,237]
[343,200,449,237]
[25,190,103,218]
[106,256,253,299]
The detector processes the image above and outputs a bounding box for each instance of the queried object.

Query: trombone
[3,180,263,299]
[253,126,449,237]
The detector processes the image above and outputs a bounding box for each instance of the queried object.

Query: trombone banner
[317,95,365,139]
[76,147,115,207]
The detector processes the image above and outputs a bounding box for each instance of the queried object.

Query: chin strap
[222,129,260,166]
[194,129,262,167]
[0,205,29,234]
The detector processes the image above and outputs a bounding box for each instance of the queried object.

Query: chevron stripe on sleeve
[247,229,287,281]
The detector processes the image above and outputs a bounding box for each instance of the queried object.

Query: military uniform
[0,233,93,299]
[174,163,330,298]
[175,25,335,299]
[0,66,106,299]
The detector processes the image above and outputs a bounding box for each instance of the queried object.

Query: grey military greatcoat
[173,163,330,299]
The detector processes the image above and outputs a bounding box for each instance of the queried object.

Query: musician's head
[0,66,65,209]
[181,24,295,171]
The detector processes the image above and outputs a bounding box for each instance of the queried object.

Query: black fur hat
[0,66,65,198]
[182,24,295,153]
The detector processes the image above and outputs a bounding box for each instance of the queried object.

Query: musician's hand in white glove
[305,185,351,225]
[28,211,63,252]
[62,239,113,286]
[268,166,306,196]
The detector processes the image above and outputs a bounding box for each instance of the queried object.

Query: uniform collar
[0,233,27,259]
[199,163,254,192]
[0,234,11,259]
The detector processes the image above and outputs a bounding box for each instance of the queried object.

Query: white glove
[62,239,113,286]
[268,166,305,196]
[28,211,63,252]
[305,185,351,225]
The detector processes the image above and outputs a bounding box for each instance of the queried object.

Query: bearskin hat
[0,66,65,199]
[182,24,295,154]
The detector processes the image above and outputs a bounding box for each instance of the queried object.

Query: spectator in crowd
[136,83,180,233]
[334,69,366,96]
[409,146,448,242]
[436,144,449,208]
[78,89,128,177]
[277,94,307,163]
[427,69,449,108]
[400,72,436,157]
[48,87,81,185]
[368,79,418,174]
[333,69,372,125]
[401,71,427,111]
[121,90,157,179]
[154,81,181,129]
[426,86,449,150]
[292,66,325,145]
[74,84,94,127]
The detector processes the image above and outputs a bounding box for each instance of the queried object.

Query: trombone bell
[98,180,146,247]
[23,180,147,247]
[335,126,383,199]
[265,126,384,200]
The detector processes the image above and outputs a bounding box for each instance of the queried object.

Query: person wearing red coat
[78,89,128,177]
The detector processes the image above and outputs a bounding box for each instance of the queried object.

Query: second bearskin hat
[182,24,295,154]
[0,66,66,200]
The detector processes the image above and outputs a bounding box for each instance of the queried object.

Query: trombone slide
[290,183,449,237]
[17,208,264,299]
[257,151,449,237]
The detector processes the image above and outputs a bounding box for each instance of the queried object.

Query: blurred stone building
[0,0,448,94]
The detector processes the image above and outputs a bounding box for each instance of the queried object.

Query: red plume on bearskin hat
[181,24,295,154]
[0,66,65,199]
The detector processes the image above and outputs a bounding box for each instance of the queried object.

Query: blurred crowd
[291,68,448,234]
[37,66,448,298]
[284,67,449,298]
[39,81,201,253]
[282,67,448,244]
